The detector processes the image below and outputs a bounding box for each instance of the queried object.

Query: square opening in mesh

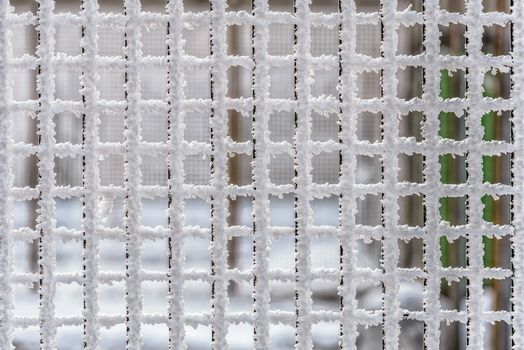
[13,155,38,188]
[311,26,339,56]
[440,69,466,99]
[142,111,167,142]
[439,154,467,184]
[440,196,468,226]
[99,69,126,101]
[269,235,294,270]
[54,283,83,317]
[355,239,381,269]
[312,112,338,141]
[270,280,295,312]
[482,194,511,226]
[227,66,252,99]
[268,23,294,55]
[269,111,294,142]
[439,0,465,13]
[440,236,467,267]
[228,109,252,142]
[357,324,382,350]
[482,155,511,185]
[184,198,211,228]
[141,238,169,272]
[484,70,511,99]
[482,24,511,56]
[98,281,126,315]
[142,280,168,314]
[397,66,423,100]
[99,239,126,272]
[483,235,511,269]
[312,69,339,97]
[311,236,339,269]
[399,111,423,142]
[398,238,423,268]
[312,321,340,348]
[228,153,253,186]
[439,112,466,140]
[56,326,83,349]
[269,66,294,99]
[226,280,252,314]
[270,153,294,185]
[183,237,212,271]
[185,111,210,142]
[54,156,82,187]
[227,24,252,56]
[100,154,125,186]
[440,277,467,311]
[55,239,82,273]
[439,23,466,55]
[54,112,82,144]
[356,194,382,227]
[357,71,382,99]
[185,68,211,99]
[184,154,211,185]
[55,69,82,101]
[269,194,294,227]
[398,195,425,227]
[357,112,382,143]
[141,24,168,56]
[356,24,382,58]
[356,155,382,184]
[140,66,168,100]
[142,197,168,227]
[397,24,423,55]
[55,23,82,55]
[482,277,512,312]
[98,26,125,56]
[399,279,424,311]
[482,110,511,142]
[183,25,210,58]
[399,319,424,348]
[398,153,424,184]
[312,280,339,311]
[312,152,340,184]
[56,197,82,229]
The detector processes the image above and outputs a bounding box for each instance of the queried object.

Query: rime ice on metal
[0,0,520,349]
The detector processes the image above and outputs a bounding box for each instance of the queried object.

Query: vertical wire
[80,0,100,347]
[464,0,485,348]
[422,0,442,349]
[380,0,401,349]
[35,0,58,348]
[0,0,14,347]
[338,0,358,348]
[166,0,186,348]
[293,0,313,348]
[511,0,524,348]
[252,0,271,348]
[123,0,143,347]
[209,0,229,348]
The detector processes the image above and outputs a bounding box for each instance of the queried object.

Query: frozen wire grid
[0,0,522,349]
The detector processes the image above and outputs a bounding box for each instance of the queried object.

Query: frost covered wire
[294,0,314,348]
[338,0,359,349]
[36,0,58,348]
[422,0,442,349]
[252,0,271,348]
[465,1,485,348]
[80,0,101,347]
[0,1,14,348]
[123,0,144,347]
[209,0,229,348]
[166,0,186,348]
[381,0,401,349]
[513,1,524,348]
